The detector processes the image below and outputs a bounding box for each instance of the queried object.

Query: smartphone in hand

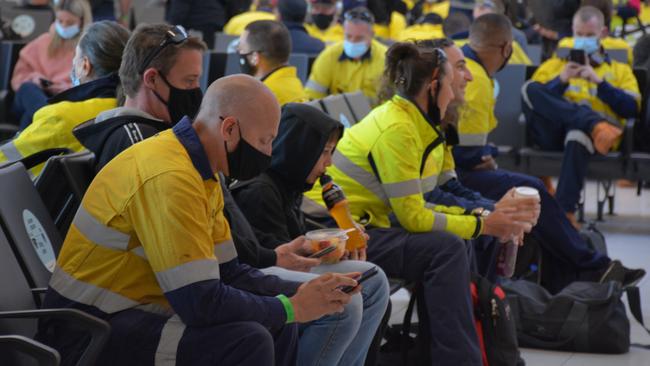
[309,245,337,259]
[338,266,379,293]
[568,49,587,65]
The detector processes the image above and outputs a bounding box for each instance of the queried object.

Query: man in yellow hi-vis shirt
[305,7,387,102]
[37,75,361,366]
[522,6,640,221]
[237,20,308,106]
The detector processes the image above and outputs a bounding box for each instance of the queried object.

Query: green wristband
[276,294,295,324]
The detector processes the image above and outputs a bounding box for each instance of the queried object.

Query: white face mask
[55,20,80,40]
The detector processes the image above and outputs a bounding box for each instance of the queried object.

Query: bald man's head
[469,13,512,49]
[194,74,281,178]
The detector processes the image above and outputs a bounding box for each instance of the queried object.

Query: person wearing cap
[278,0,325,54]
[305,0,345,43]
[305,6,387,102]
[223,0,277,36]
[237,20,309,106]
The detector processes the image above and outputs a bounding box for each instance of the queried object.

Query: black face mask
[153,72,203,124]
[497,47,513,74]
[238,52,257,75]
[312,14,334,30]
[221,118,271,181]
[427,80,442,124]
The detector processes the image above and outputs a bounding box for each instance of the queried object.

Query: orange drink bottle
[320,174,367,250]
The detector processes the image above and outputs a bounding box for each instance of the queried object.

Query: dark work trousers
[457,168,610,293]
[42,307,298,366]
[366,228,482,366]
[12,82,49,129]
[522,80,605,214]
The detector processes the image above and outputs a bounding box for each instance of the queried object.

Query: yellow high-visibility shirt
[398,23,445,41]
[262,65,308,106]
[223,11,276,35]
[304,95,482,239]
[305,39,387,102]
[374,12,408,40]
[305,23,345,44]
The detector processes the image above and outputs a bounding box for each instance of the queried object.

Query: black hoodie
[232,103,344,250]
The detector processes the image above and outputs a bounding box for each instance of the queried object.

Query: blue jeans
[12,82,49,129]
[262,260,389,366]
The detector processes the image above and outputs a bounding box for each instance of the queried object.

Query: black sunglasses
[344,8,374,24]
[138,25,189,74]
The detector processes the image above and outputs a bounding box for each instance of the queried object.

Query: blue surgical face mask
[69,57,81,87]
[573,36,600,55]
[343,40,369,59]
[55,20,80,40]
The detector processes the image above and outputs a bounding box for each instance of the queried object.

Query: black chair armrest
[0,334,60,366]
[0,89,9,122]
[0,308,110,366]
[20,148,72,170]
[623,118,635,157]
[31,287,48,295]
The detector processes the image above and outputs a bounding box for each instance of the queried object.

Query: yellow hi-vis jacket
[305,95,482,239]
[50,126,238,315]
[305,39,387,102]
[398,23,445,42]
[530,55,641,131]
[223,10,276,35]
[0,76,118,176]
[305,23,345,43]
[404,0,451,18]
[374,12,407,40]
[262,65,308,106]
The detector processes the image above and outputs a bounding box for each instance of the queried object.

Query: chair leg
[578,187,586,223]
[596,180,605,221]
[608,182,616,216]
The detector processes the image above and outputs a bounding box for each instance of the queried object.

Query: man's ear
[600,26,609,38]
[220,116,238,142]
[81,55,93,79]
[142,68,158,90]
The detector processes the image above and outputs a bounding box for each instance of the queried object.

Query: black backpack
[502,280,650,354]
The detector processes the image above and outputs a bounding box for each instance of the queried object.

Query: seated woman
[0,20,130,176]
[232,103,389,366]
[10,0,91,129]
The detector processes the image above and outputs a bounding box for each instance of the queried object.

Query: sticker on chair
[22,209,55,272]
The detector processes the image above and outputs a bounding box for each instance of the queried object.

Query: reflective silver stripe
[432,213,448,231]
[305,79,327,94]
[214,239,237,263]
[421,175,438,194]
[301,196,330,218]
[459,133,488,146]
[438,170,457,186]
[565,130,595,154]
[72,206,130,251]
[135,303,174,317]
[567,85,582,94]
[155,259,220,292]
[332,151,389,205]
[382,179,421,198]
[131,246,147,260]
[155,315,185,366]
[521,81,534,110]
[0,141,22,161]
[49,266,139,313]
[624,90,641,99]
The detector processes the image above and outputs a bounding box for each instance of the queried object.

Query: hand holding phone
[338,267,378,293]
[309,245,337,258]
[568,49,587,65]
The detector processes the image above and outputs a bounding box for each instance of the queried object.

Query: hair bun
[386,42,420,63]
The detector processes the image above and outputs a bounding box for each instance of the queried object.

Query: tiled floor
[388,180,650,366]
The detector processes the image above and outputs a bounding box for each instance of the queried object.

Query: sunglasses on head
[344,8,374,24]
[138,25,189,75]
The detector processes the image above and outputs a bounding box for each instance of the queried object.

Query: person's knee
[522,80,545,108]
[237,322,274,354]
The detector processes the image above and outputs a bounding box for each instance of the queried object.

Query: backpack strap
[626,286,650,349]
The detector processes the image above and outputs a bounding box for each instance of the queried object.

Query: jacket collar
[260,65,291,82]
[392,94,444,142]
[461,44,491,79]
[172,116,215,181]
[48,73,119,104]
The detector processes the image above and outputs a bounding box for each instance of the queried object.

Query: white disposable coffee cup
[514,186,540,200]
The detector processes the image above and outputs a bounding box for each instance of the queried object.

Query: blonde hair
[49,0,93,57]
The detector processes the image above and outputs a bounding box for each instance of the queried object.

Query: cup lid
[305,228,348,240]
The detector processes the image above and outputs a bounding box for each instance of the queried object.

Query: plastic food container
[306,228,348,264]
